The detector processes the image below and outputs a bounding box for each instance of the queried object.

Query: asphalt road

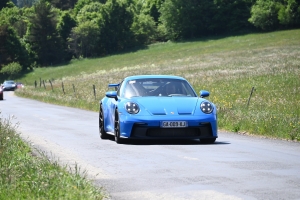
[1,91,300,200]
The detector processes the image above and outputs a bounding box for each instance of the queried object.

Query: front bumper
[3,87,15,91]
[118,113,218,139]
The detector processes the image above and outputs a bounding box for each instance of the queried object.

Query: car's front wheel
[99,105,108,139]
[114,109,123,144]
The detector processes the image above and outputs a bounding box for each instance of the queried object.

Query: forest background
[1,0,300,79]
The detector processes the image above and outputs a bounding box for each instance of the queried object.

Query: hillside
[15,29,300,141]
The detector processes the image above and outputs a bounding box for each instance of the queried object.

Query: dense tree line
[1,0,300,78]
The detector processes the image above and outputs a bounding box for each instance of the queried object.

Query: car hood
[135,97,200,115]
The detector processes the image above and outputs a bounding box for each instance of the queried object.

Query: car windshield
[4,81,14,84]
[123,78,197,98]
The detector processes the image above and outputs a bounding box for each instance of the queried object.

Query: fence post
[43,80,46,89]
[93,85,96,100]
[247,87,255,108]
[72,84,76,96]
[40,78,42,87]
[49,80,53,91]
[34,80,37,88]
[62,82,65,95]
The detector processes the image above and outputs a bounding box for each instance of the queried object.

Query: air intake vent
[152,112,166,115]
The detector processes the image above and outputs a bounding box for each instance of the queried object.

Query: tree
[75,1,104,23]
[69,1,104,57]
[213,0,254,34]
[0,6,30,38]
[135,0,165,23]
[26,0,65,66]
[278,0,300,27]
[0,23,29,71]
[159,0,216,40]
[131,13,157,44]
[73,0,106,16]
[99,0,135,53]
[58,11,77,41]
[68,20,101,58]
[70,0,136,57]
[147,0,164,23]
[0,24,16,68]
[248,0,281,31]
[57,10,77,60]
[46,0,78,10]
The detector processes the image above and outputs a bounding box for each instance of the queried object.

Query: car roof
[124,75,186,81]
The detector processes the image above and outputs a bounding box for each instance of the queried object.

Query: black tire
[114,110,123,144]
[99,105,108,139]
[200,138,216,144]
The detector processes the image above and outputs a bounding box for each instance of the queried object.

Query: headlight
[200,102,213,114]
[125,102,140,114]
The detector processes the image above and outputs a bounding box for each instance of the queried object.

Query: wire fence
[34,78,98,100]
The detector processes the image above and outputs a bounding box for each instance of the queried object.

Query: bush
[0,62,22,79]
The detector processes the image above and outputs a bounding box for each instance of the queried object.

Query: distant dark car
[2,80,16,91]
[0,85,3,100]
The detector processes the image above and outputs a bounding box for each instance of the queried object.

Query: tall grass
[0,115,105,199]
[16,29,300,141]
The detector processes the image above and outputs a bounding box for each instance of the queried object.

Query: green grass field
[0,115,106,199]
[16,29,300,141]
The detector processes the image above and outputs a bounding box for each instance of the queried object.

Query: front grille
[147,128,199,137]
[131,123,213,138]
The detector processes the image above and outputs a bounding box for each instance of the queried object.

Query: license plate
[161,121,187,128]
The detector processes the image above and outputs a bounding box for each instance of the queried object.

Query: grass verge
[15,29,300,141]
[0,114,105,199]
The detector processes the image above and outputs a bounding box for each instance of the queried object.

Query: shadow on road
[103,135,230,145]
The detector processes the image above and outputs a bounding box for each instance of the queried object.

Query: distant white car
[2,80,16,91]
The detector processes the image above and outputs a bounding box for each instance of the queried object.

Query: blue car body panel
[100,75,218,141]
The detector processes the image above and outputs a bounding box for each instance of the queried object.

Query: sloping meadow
[16,30,300,141]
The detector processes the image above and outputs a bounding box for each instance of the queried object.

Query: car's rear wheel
[99,105,108,139]
[200,138,216,144]
[114,110,123,144]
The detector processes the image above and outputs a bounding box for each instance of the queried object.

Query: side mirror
[106,91,118,101]
[199,90,210,98]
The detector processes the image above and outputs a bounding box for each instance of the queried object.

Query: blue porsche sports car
[99,75,217,144]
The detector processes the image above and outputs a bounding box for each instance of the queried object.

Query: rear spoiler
[108,83,120,91]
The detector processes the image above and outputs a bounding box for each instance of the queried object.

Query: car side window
[124,82,136,98]
[117,81,123,96]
